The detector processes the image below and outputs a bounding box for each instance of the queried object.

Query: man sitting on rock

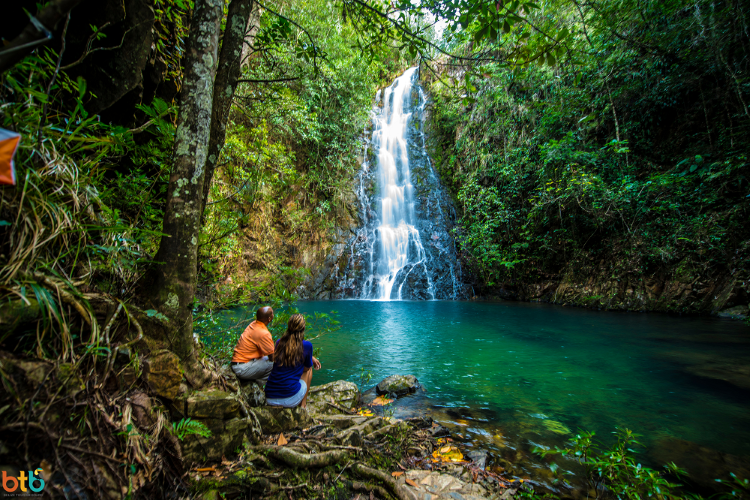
[231,306,275,384]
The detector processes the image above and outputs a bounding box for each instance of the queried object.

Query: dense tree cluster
[427,0,750,310]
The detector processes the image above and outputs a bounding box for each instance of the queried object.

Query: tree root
[327,401,357,414]
[251,445,352,468]
[351,480,394,500]
[365,421,411,441]
[353,463,415,500]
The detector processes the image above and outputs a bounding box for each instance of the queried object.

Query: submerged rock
[307,380,360,415]
[466,449,488,470]
[718,305,749,319]
[650,437,750,491]
[684,361,750,390]
[376,374,420,397]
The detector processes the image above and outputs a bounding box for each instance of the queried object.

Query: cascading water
[329,67,471,301]
[369,67,434,300]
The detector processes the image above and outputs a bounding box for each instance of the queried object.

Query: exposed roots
[353,463,415,500]
[250,445,352,468]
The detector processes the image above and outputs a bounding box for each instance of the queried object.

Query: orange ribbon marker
[0,128,21,186]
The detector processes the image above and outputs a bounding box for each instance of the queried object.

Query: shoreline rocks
[376,374,421,397]
[307,379,360,414]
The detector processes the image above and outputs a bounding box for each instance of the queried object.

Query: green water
[208,300,750,487]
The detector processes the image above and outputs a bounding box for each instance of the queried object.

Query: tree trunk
[201,0,259,216]
[148,0,223,376]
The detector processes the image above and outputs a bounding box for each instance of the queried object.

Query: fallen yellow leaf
[405,479,418,488]
[432,445,464,462]
[277,433,288,446]
[371,396,394,406]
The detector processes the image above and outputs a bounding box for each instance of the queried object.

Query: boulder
[376,374,420,397]
[717,305,748,319]
[251,406,313,434]
[186,390,240,419]
[307,380,360,415]
[143,351,182,400]
[239,380,266,407]
[182,417,250,464]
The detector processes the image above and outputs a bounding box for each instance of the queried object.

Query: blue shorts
[266,380,307,408]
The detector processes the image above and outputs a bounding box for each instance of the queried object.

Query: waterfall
[369,67,434,300]
[329,67,471,301]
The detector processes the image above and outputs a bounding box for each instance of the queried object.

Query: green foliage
[539,429,688,499]
[518,429,749,500]
[357,367,374,391]
[0,49,167,356]
[428,0,750,302]
[195,300,341,365]
[152,0,192,84]
[197,0,404,300]
[172,418,212,441]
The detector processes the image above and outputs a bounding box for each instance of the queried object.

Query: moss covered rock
[307,380,360,415]
[251,406,313,434]
[186,390,240,419]
[143,351,182,400]
[376,374,420,397]
[182,417,250,464]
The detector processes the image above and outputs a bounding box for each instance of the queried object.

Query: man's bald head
[256,306,274,325]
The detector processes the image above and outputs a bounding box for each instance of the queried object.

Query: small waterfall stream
[332,67,470,301]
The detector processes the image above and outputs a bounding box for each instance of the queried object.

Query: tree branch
[0,0,85,74]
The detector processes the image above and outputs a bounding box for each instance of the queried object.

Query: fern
[172,418,212,441]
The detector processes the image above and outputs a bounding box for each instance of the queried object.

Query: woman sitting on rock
[265,314,321,408]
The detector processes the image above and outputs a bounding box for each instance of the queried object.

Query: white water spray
[368,67,434,300]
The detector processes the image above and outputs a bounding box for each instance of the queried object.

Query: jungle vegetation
[426,0,750,311]
[0,0,748,497]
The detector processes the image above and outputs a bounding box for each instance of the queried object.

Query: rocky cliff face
[486,258,749,317]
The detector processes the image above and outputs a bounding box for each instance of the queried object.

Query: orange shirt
[232,320,275,363]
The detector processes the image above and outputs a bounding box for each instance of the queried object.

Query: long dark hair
[274,314,305,367]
